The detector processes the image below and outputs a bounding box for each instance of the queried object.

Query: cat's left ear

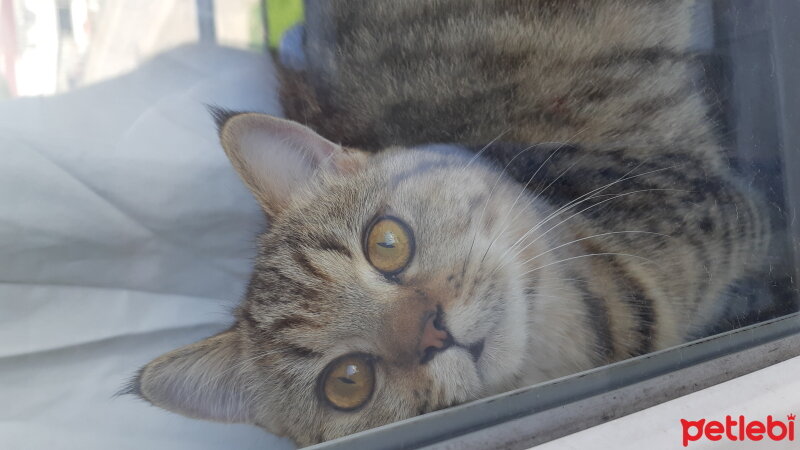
[128,329,254,424]
[212,110,367,216]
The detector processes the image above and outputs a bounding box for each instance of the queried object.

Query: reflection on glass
[1,0,797,448]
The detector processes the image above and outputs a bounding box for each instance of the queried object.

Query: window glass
[1,0,797,448]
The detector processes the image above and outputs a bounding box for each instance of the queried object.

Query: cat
[128,0,769,446]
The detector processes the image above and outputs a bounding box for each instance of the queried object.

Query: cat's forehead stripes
[385,148,469,188]
[387,161,459,188]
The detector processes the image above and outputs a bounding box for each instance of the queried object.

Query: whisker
[516,230,669,269]
[461,142,540,279]
[482,151,591,265]
[500,162,685,264]
[478,126,590,264]
[525,161,657,236]
[478,145,564,263]
[541,277,589,284]
[498,188,684,273]
[519,252,660,278]
[461,127,511,172]
[495,161,651,266]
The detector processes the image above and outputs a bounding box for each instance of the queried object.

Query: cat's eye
[364,216,415,275]
[320,354,375,411]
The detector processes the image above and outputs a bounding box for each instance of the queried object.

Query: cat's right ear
[211,109,367,217]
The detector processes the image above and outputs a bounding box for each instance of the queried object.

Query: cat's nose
[419,309,452,364]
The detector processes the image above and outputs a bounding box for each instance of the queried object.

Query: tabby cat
[129,0,768,446]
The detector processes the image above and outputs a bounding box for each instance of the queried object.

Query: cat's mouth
[460,339,485,362]
[425,307,486,364]
[421,309,486,364]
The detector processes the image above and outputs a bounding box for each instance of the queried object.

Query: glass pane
[1,0,797,448]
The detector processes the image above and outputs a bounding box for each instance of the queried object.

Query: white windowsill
[535,356,800,450]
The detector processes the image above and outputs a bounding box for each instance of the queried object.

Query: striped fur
[134,0,769,446]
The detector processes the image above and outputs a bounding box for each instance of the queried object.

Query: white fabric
[0,44,294,450]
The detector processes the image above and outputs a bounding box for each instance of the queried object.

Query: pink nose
[419,312,452,363]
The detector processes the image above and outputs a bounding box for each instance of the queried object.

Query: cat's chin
[425,317,524,408]
[427,347,484,407]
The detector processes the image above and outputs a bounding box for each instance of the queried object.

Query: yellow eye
[364,216,414,275]
[320,354,375,411]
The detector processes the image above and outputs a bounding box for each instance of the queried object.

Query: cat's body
[132,0,769,446]
[279,0,767,367]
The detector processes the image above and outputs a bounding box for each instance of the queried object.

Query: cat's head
[132,112,551,446]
